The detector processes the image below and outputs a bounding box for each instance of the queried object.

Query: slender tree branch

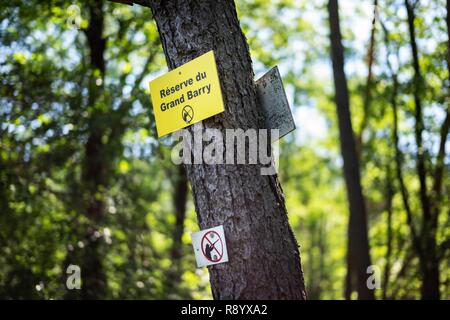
[381,20,424,260]
[382,162,394,299]
[108,0,151,8]
[405,0,432,227]
[357,0,378,157]
[432,109,449,219]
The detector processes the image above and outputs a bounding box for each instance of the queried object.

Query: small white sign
[190,225,229,268]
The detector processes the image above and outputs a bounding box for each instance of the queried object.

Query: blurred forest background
[0,0,449,299]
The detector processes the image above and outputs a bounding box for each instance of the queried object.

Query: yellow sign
[149,50,225,137]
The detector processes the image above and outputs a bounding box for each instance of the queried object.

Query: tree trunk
[404,0,440,300]
[147,0,306,299]
[165,165,189,295]
[327,0,374,300]
[80,0,108,299]
[382,164,393,299]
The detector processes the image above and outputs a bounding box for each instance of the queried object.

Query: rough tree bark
[142,0,306,299]
[327,0,374,300]
[404,0,440,300]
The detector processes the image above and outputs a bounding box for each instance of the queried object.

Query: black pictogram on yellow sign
[182,105,194,124]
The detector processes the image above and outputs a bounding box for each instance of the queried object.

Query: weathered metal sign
[255,66,296,140]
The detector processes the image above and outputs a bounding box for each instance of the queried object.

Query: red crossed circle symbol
[201,230,223,262]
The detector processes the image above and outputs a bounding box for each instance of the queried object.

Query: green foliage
[0,0,448,299]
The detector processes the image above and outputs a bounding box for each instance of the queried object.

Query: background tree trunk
[382,164,393,299]
[327,0,374,300]
[356,0,378,158]
[165,165,188,295]
[80,0,108,299]
[404,0,440,300]
[146,0,307,299]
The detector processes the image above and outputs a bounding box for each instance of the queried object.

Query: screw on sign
[190,225,229,268]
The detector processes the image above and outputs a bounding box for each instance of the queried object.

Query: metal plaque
[255,66,296,141]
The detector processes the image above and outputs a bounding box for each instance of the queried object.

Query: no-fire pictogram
[182,105,194,124]
[201,230,224,262]
[190,225,229,268]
